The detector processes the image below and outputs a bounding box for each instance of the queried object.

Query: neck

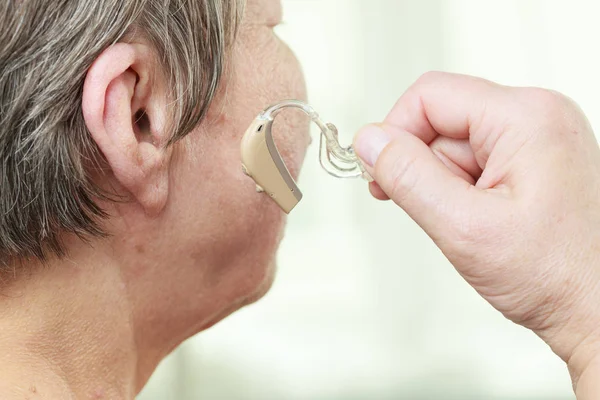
[0,209,264,400]
[0,245,151,399]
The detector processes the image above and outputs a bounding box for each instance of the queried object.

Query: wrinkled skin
[0,0,311,398]
[355,71,600,399]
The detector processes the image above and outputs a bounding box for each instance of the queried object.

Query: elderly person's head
[0,0,308,397]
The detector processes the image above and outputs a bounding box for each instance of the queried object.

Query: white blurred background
[139,1,600,399]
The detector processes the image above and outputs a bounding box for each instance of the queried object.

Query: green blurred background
[139,0,600,398]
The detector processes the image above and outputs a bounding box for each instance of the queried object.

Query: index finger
[385,72,507,145]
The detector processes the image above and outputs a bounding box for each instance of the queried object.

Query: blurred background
[140,1,600,399]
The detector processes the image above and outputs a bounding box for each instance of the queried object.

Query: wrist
[527,251,600,393]
[532,286,600,393]
[542,310,600,396]
[572,345,600,399]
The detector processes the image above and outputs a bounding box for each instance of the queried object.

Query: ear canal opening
[133,109,154,144]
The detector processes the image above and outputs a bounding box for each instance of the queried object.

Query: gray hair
[0,0,244,263]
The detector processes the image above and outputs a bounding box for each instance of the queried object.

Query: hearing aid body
[241,116,302,214]
[241,100,372,214]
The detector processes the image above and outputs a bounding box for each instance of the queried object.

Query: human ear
[82,43,171,216]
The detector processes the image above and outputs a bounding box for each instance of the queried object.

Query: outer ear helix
[241,100,372,214]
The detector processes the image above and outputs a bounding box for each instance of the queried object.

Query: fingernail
[354,125,391,167]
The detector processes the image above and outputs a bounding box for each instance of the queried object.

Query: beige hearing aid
[241,100,372,214]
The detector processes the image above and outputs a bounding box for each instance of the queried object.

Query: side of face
[107,0,310,330]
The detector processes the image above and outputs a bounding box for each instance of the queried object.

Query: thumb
[354,124,485,237]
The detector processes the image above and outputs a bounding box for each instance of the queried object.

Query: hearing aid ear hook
[240,100,373,214]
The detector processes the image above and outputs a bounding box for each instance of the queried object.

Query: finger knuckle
[517,88,590,139]
[520,88,575,116]
[417,70,449,85]
[415,70,443,85]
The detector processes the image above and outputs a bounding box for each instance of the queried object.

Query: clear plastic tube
[262,100,373,182]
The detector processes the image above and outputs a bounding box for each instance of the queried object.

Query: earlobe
[82,43,171,216]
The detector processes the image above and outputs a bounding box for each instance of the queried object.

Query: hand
[354,72,600,398]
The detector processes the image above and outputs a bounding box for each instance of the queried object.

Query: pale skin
[0,0,309,398]
[1,2,599,400]
[354,71,600,399]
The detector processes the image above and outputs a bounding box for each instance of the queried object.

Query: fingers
[354,124,489,236]
[383,72,508,165]
[352,71,562,235]
[367,136,479,198]
[429,137,482,185]
[369,181,389,201]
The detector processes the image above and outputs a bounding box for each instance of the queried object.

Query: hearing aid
[241,100,373,214]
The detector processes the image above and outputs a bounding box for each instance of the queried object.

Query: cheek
[201,145,285,295]
[165,28,310,281]
[182,130,286,261]
[237,26,307,107]
[205,28,311,199]
[239,32,311,177]
[270,36,307,106]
